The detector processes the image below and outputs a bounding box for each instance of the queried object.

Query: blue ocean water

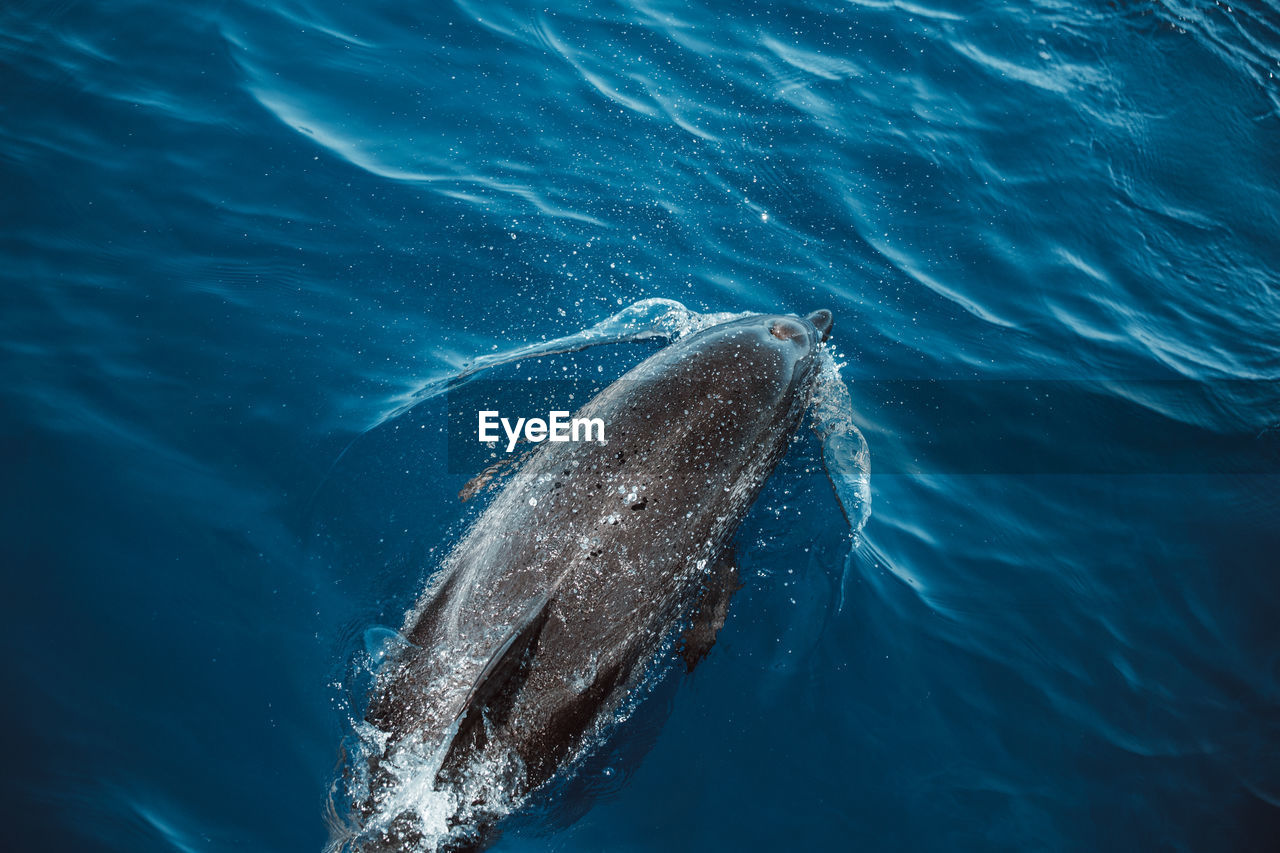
[2,0,1278,850]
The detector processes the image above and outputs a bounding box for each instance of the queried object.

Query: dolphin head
[686,308,834,402]
[620,308,833,451]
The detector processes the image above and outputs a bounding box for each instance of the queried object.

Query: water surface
[2,0,1278,850]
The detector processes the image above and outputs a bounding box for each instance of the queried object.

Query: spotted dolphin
[350,309,834,851]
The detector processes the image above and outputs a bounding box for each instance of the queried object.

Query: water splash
[362,627,415,672]
[332,622,684,852]
[811,346,873,540]
[367,299,748,431]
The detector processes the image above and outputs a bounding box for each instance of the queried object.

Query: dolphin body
[352,309,834,851]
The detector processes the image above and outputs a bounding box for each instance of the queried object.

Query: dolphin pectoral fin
[459,449,534,502]
[680,552,743,673]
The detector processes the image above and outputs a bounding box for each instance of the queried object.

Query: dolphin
[349,309,834,851]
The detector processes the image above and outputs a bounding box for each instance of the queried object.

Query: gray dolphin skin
[353,309,834,852]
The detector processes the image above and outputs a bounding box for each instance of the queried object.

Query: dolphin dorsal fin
[460,594,556,723]
[434,595,556,779]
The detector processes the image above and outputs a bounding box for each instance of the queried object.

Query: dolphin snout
[805,309,833,342]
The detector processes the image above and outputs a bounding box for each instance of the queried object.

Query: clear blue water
[3,0,1279,850]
